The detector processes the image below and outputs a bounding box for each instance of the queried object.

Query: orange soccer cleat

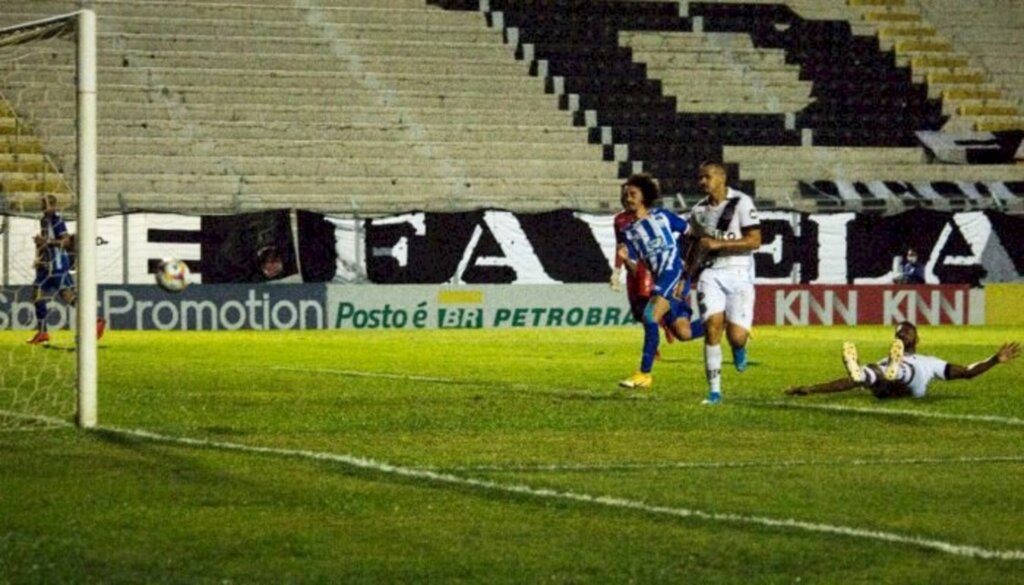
[26,331,50,345]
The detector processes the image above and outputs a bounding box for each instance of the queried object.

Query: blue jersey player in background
[27,194,105,345]
[616,174,703,389]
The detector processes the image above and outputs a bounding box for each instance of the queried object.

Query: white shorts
[696,266,755,331]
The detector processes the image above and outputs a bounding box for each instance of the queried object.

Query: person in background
[894,247,926,284]
[27,194,105,345]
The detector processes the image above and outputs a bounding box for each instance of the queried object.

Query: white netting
[0,13,80,428]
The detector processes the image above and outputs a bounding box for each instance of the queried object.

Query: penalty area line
[759,401,1024,427]
[83,423,1024,561]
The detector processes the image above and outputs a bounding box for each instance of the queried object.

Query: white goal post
[0,9,98,427]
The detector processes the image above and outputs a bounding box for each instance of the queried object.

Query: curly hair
[622,173,661,207]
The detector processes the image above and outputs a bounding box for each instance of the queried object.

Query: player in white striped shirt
[785,322,1020,399]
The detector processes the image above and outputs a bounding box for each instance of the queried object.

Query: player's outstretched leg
[883,339,904,381]
[842,341,864,383]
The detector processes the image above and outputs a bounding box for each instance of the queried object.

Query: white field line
[441,455,1024,473]
[6,410,1021,561]
[764,401,1024,427]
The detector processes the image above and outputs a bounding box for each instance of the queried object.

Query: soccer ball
[155,258,190,293]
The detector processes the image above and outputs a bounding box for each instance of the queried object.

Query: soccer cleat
[842,341,864,383]
[733,346,748,372]
[883,339,905,381]
[26,331,50,345]
[619,371,653,389]
[96,318,106,341]
[701,391,722,405]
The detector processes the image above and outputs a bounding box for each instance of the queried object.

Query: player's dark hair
[623,173,660,206]
[699,161,728,177]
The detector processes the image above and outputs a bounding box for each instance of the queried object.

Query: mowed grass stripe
[269,366,1024,424]
[439,454,1024,473]
[757,401,1024,426]
[12,414,1020,562]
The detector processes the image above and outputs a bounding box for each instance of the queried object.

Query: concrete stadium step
[2,190,74,214]
[6,66,546,95]
[95,154,620,180]
[743,163,1024,182]
[111,191,621,215]
[33,119,593,144]
[620,30,756,50]
[5,1,486,27]
[725,145,926,165]
[6,83,562,112]
[98,21,499,45]
[656,68,813,85]
[0,172,69,193]
[99,173,622,200]
[635,51,792,69]
[98,33,512,60]
[0,136,44,155]
[669,99,813,114]
[36,101,573,128]
[44,137,605,161]
[0,153,51,173]
[103,51,529,78]
[3,12,494,43]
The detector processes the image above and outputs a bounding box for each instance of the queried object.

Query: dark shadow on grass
[41,344,108,353]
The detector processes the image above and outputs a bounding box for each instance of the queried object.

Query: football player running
[616,173,702,390]
[686,162,761,405]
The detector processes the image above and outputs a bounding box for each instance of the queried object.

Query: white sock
[705,344,722,394]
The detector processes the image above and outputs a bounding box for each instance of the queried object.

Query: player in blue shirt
[616,174,703,389]
[27,194,105,345]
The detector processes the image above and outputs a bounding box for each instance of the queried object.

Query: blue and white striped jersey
[621,208,688,279]
[39,212,72,273]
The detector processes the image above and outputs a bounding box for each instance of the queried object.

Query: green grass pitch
[1,325,1022,583]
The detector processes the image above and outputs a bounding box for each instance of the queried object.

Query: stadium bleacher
[0,0,1020,216]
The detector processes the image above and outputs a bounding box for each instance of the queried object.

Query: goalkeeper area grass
[1,325,1023,583]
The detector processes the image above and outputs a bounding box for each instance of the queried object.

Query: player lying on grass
[785,321,1020,399]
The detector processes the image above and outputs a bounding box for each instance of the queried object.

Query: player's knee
[643,303,659,326]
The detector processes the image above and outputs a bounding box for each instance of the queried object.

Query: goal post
[76,8,98,428]
[0,8,97,428]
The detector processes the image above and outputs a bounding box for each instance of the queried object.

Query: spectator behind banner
[894,247,925,284]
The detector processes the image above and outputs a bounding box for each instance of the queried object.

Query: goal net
[0,9,97,430]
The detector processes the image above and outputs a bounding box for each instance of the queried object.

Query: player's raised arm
[945,342,1021,380]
